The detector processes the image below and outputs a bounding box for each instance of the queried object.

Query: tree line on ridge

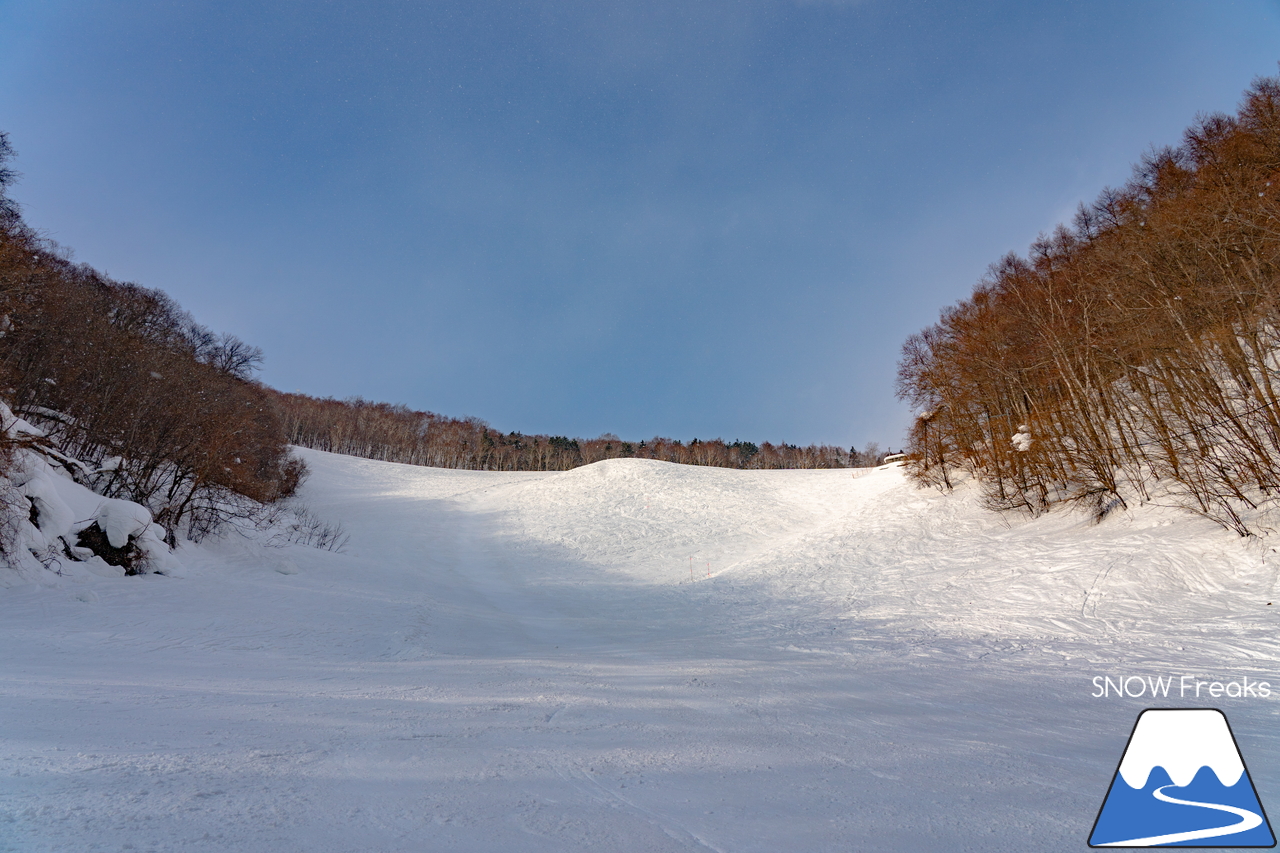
[272,392,881,472]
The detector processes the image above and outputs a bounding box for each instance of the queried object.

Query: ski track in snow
[2,449,1280,851]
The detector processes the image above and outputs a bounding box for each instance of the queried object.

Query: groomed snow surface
[3,448,1280,852]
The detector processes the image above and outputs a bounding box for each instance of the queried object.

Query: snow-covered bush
[0,401,181,577]
[70,499,179,576]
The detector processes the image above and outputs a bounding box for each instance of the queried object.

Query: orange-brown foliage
[897,75,1280,534]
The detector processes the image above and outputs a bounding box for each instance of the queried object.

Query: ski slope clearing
[2,449,1279,851]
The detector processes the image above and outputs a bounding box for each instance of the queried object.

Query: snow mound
[73,499,182,576]
[479,456,869,579]
[11,456,76,547]
[92,499,154,549]
[0,398,44,439]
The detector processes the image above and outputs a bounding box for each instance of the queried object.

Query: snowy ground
[2,449,1279,852]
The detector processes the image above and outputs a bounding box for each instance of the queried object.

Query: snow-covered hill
[2,448,1278,852]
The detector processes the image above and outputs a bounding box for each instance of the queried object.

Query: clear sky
[2,1,1278,449]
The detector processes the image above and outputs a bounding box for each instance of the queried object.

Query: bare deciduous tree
[897,73,1280,535]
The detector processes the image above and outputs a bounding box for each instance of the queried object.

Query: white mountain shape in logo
[1118,709,1245,789]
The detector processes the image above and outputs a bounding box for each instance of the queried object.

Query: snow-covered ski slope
[3,448,1279,852]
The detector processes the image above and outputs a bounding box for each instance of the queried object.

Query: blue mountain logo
[1090,708,1275,847]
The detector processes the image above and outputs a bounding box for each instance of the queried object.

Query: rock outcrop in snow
[70,499,181,576]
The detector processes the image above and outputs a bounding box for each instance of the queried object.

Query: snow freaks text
[1091,676,1272,700]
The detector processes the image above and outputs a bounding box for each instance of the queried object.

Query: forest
[897,75,1280,535]
[273,392,875,472]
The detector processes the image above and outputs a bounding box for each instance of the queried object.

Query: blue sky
[2,1,1279,448]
